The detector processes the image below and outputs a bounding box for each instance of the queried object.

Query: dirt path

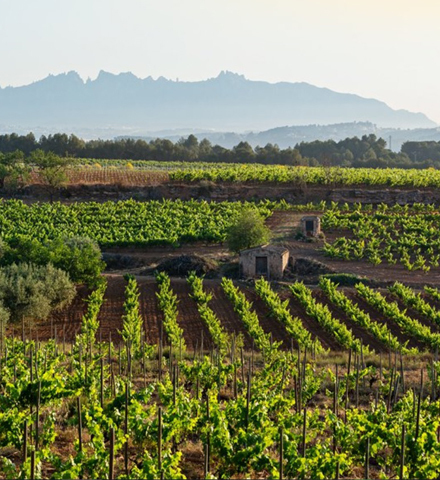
[285,293,342,351]
[203,280,254,349]
[242,286,294,349]
[169,279,213,351]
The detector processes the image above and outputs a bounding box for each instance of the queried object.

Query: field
[23,161,440,188]
[4,272,440,479]
[3,162,440,478]
[40,274,440,353]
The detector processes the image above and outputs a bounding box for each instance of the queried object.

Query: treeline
[401,141,440,163]
[1,132,440,168]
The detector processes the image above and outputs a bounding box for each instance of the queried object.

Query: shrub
[320,273,371,287]
[227,208,271,253]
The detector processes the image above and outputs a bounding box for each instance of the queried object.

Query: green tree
[1,236,105,287]
[29,149,70,200]
[227,208,271,253]
[0,263,76,326]
[49,236,105,287]
[233,141,256,163]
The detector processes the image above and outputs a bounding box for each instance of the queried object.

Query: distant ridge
[0,71,435,132]
[118,122,440,152]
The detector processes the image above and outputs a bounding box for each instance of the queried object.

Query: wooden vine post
[109,427,115,480]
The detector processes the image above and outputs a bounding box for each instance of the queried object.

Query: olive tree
[0,263,76,331]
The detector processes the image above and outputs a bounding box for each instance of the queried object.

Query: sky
[0,0,439,123]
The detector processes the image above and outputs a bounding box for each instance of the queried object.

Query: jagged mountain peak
[0,72,436,131]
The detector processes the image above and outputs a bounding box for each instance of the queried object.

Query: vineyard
[3,167,440,478]
[4,273,440,479]
[18,161,440,188]
[321,203,440,271]
[0,199,277,247]
[32,274,440,355]
[3,199,440,275]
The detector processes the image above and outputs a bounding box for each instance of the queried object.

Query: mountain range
[0,71,436,135]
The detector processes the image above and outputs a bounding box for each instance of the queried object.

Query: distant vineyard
[169,164,440,187]
[65,160,440,187]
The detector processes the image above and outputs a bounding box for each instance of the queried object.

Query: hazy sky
[1,0,439,123]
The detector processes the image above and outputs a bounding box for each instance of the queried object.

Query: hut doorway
[305,220,314,234]
[255,256,268,276]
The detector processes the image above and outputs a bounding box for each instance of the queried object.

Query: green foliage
[0,301,10,341]
[49,237,105,287]
[255,277,320,351]
[155,272,185,351]
[121,276,143,355]
[187,272,230,355]
[390,282,440,327]
[0,199,274,248]
[322,204,440,272]
[425,286,440,303]
[2,131,440,168]
[29,149,70,195]
[170,163,440,186]
[320,273,370,287]
[80,279,107,350]
[0,263,76,324]
[227,208,271,253]
[290,282,364,353]
[402,140,440,163]
[356,282,440,349]
[1,333,440,478]
[319,277,410,353]
[221,277,275,352]
[0,150,30,189]
[0,236,105,287]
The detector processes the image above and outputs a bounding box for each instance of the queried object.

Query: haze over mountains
[120,123,440,153]
[0,71,436,141]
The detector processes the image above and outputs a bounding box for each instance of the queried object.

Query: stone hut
[300,215,321,237]
[239,245,289,279]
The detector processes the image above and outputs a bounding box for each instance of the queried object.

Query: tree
[28,149,70,200]
[233,141,256,163]
[1,236,105,287]
[49,236,105,287]
[227,209,271,253]
[198,138,214,160]
[0,150,30,189]
[0,263,76,326]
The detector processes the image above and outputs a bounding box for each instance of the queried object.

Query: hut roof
[239,244,289,255]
